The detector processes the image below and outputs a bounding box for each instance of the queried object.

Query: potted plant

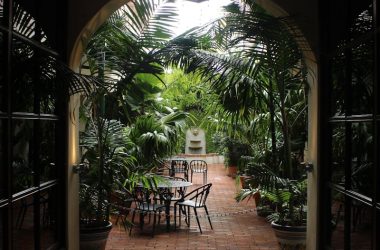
[236,156,256,189]
[225,148,239,177]
[236,163,307,249]
[223,137,249,178]
[79,115,134,250]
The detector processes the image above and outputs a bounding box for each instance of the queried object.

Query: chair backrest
[133,186,172,208]
[184,183,212,207]
[110,190,133,211]
[168,176,188,199]
[132,187,153,208]
[171,176,187,182]
[154,159,171,175]
[190,160,207,172]
[170,160,189,178]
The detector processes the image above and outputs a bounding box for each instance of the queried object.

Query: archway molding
[69,0,131,70]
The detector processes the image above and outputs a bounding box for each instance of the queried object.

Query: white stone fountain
[185,128,206,154]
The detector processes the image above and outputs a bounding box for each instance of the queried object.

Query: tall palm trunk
[280,99,293,178]
[268,77,278,171]
[96,119,105,221]
[266,45,278,172]
[276,59,293,179]
[96,56,106,221]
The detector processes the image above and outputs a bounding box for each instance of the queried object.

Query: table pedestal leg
[165,200,171,231]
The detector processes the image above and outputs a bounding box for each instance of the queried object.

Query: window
[0,0,67,249]
[319,0,380,248]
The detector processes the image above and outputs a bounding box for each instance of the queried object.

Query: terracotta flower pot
[239,175,253,189]
[227,166,237,177]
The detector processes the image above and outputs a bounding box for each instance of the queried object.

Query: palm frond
[1,2,102,96]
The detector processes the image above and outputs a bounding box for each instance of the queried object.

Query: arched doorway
[67,0,318,249]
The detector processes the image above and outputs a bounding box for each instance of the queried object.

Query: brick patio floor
[106,164,278,250]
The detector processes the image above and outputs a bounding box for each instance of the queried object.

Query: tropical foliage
[160,0,309,226]
[160,1,308,179]
[80,118,134,222]
[236,162,307,226]
[78,0,310,227]
[79,0,189,224]
[161,68,223,152]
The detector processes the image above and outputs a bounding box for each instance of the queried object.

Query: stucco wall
[259,0,318,53]
[67,95,81,250]
[68,0,130,68]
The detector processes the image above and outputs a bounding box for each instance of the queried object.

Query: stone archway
[66,1,319,249]
[68,0,131,70]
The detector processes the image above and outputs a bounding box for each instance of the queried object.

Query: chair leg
[17,199,30,229]
[115,214,120,225]
[204,206,213,229]
[16,204,25,229]
[193,207,202,234]
[186,207,190,227]
[174,205,177,229]
[129,210,136,236]
[158,211,161,225]
[152,212,157,237]
[179,205,182,227]
[121,216,127,231]
[139,212,145,230]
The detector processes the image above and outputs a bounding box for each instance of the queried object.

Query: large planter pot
[271,221,306,250]
[227,166,237,177]
[80,221,113,250]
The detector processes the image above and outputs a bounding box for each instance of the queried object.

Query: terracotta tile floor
[106,164,278,250]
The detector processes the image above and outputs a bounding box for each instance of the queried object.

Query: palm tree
[79,117,135,222]
[81,0,308,180]
[128,108,187,170]
[82,0,193,156]
[78,0,197,205]
[83,0,181,124]
[161,1,308,178]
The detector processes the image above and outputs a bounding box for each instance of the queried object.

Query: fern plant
[236,163,307,226]
[79,118,135,224]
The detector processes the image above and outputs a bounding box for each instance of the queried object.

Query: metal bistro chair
[151,176,190,229]
[152,176,188,205]
[169,176,188,203]
[174,183,213,234]
[170,159,189,181]
[158,176,189,207]
[154,159,171,176]
[190,160,208,184]
[130,186,170,237]
[110,190,134,231]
